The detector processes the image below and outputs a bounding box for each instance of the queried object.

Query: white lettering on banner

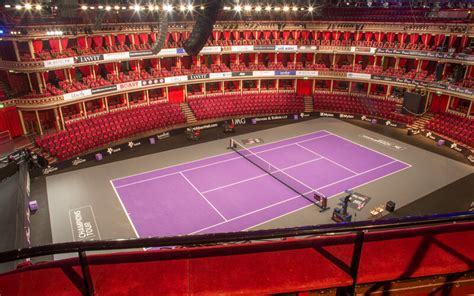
[209,72,232,79]
[359,134,406,151]
[296,70,319,77]
[299,113,311,118]
[103,52,130,61]
[63,89,92,101]
[339,114,355,119]
[44,57,74,68]
[449,143,463,152]
[298,46,318,52]
[234,118,247,125]
[107,147,121,154]
[164,76,188,84]
[157,48,178,56]
[157,132,170,140]
[117,81,141,90]
[72,157,87,166]
[42,166,58,175]
[254,115,288,122]
[319,112,334,117]
[425,132,436,140]
[188,123,219,131]
[252,71,275,77]
[128,141,142,148]
[347,72,371,79]
[231,46,253,52]
[199,46,222,54]
[69,206,100,241]
[275,45,298,51]
[468,155,474,163]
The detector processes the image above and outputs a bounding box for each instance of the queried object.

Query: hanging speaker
[183,0,222,56]
[151,12,169,55]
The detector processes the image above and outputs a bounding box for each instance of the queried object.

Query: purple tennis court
[111,130,410,238]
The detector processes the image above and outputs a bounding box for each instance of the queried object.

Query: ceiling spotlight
[265,5,271,11]
[24,3,32,10]
[244,5,251,11]
[179,5,186,11]
[283,6,289,11]
[308,6,314,12]
[200,5,205,10]
[163,4,173,12]
[223,6,231,10]
[187,4,193,11]
[148,5,155,11]
[98,5,104,9]
[292,6,298,11]
[114,5,120,10]
[89,6,95,9]
[234,5,242,12]
[274,6,281,11]
[105,6,111,11]
[15,4,22,10]
[122,6,127,9]
[4,4,11,8]
[255,5,262,11]
[35,4,41,10]
[134,5,141,11]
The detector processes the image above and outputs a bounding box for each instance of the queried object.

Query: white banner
[275,45,298,52]
[296,71,319,77]
[164,75,188,84]
[44,57,74,68]
[158,48,178,56]
[298,46,318,52]
[231,45,253,52]
[346,72,372,80]
[103,52,130,61]
[209,72,232,79]
[63,89,92,101]
[252,71,275,77]
[117,81,142,91]
[200,46,222,54]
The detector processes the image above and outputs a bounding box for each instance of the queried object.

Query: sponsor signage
[164,75,188,84]
[298,46,318,52]
[42,165,59,175]
[127,140,142,148]
[117,81,142,91]
[275,70,296,76]
[253,115,289,122]
[188,123,219,131]
[69,206,100,241]
[71,157,87,166]
[91,85,117,95]
[141,78,165,86]
[347,72,371,80]
[252,71,275,77]
[423,131,472,157]
[319,112,335,117]
[199,46,222,54]
[44,57,74,68]
[156,132,170,140]
[158,48,178,56]
[339,113,355,119]
[233,118,247,125]
[103,52,130,61]
[63,89,92,101]
[188,73,210,80]
[106,147,121,154]
[231,45,253,52]
[254,45,276,51]
[275,45,298,52]
[176,48,186,54]
[74,54,103,64]
[209,72,232,79]
[296,70,318,77]
[129,50,153,58]
[359,134,406,151]
[231,71,253,77]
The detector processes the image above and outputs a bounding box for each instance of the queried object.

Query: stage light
[179,5,186,11]
[98,5,104,9]
[35,4,41,10]
[223,6,231,10]
[292,6,298,11]
[308,6,314,12]
[255,5,262,11]
[244,5,252,11]
[274,6,281,11]
[105,6,111,11]
[148,5,155,11]
[187,4,193,11]
[265,5,272,11]
[4,5,11,8]
[89,6,95,10]
[200,5,205,10]
[283,6,289,12]
[134,5,141,11]
[114,5,120,10]
[15,5,22,10]
[234,5,241,12]
[24,3,32,10]
[163,4,173,12]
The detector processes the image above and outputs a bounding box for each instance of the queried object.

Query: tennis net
[229,138,322,208]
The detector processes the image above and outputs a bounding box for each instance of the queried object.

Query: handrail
[0,211,472,264]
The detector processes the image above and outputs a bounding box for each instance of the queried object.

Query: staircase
[407,113,434,131]
[27,142,58,165]
[180,103,197,124]
[303,96,314,113]
[0,79,14,99]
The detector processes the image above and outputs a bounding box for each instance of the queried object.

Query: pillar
[35,110,43,135]
[28,40,36,60]
[18,110,27,135]
[12,41,21,62]
[58,106,65,128]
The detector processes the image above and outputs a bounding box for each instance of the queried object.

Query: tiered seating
[313,93,415,124]
[36,103,186,160]
[189,93,304,120]
[425,113,474,147]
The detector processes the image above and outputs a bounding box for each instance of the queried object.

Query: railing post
[79,250,95,296]
[349,231,365,295]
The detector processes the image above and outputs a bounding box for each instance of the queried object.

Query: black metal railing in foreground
[1,211,473,296]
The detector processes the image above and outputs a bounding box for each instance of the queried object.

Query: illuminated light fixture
[163,4,173,12]
[223,6,231,10]
[234,5,241,12]
[98,5,104,9]
[255,5,262,11]
[187,4,193,11]
[114,5,120,10]
[244,5,251,11]
[4,5,11,8]
[200,5,205,10]
[300,7,305,10]
[15,4,22,10]
[179,4,186,11]
[122,6,127,10]
[274,6,281,11]
[283,6,289,12]
[24,3,32,10]
[148,5,155,11]
[292,6,298,11]
[89,6,95,9]
[134,5,141,11]
[105,6,111,11]
[35,4,41,10]
[308,6,314,12]
[265,5,271,11]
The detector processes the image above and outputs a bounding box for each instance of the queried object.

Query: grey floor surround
[44,118,474,246]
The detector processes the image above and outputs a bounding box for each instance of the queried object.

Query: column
[53,108,61,130]
[28,40,36,60]
[35,110,43,135]
[12,41,21,62]
[203,83,207,96]
[240,80,243,95]
[445,96,451,112]
[105,96,110,110]
[125,93,130,108]
[367,83,371,96]
[394,57,400,70]
[276,79,279,92]
[257,79,261,92]
[18,110,27,135]
[348,82,353,94]
[58,106,65,129]
[312,79,316,95]
[26,73,33,91]
[82,101,88,117]
[330,80,334,92]
[36,73,44,93]
[386,85,391,99]
[145,91,150,105]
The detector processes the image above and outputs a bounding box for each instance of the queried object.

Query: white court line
[180,172,228,221]
[114,133,332,189]
[110,180,140,239]
[111,130,331,183]
[296,143,359,175]
[326,131,412,168]
[189,160,410,235]
[200,157,324,194]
